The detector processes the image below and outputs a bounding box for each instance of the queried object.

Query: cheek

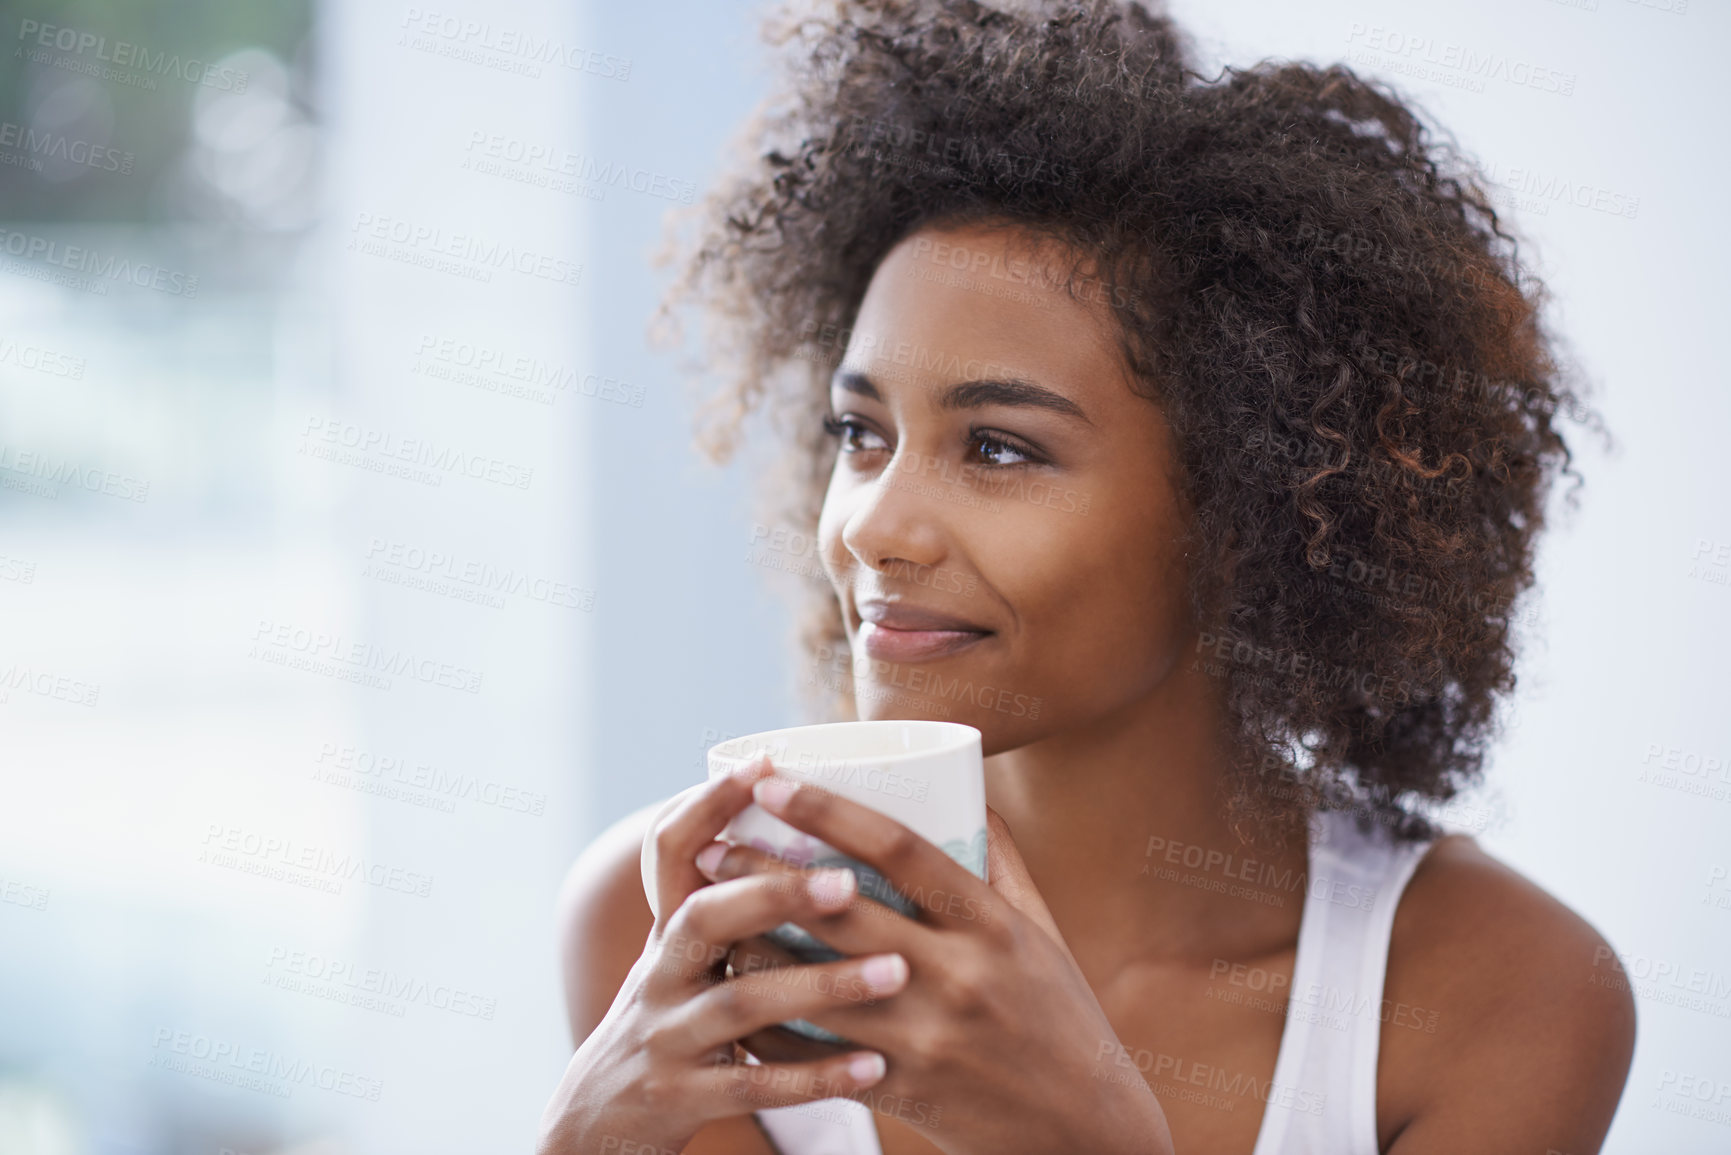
[996,499,1188,685]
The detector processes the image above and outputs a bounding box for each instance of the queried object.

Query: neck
[982,644,1308,986]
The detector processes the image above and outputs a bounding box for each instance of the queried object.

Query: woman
[535,1,1634,1152]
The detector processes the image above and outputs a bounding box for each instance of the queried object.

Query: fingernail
[695,842,728,876]
[753,776,797,813]
[848,1051,886,1085]
[729,752,773,781]
[859,953,907,994]
[806,866,856,906]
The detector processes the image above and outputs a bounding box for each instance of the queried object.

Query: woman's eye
[967,430,1039,467]
[822,413,888,454]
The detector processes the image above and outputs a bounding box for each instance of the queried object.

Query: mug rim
[708,719,981,769]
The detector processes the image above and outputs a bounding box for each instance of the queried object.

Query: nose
[837,456,952,576]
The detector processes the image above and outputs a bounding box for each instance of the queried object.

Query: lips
[855,598,992,662]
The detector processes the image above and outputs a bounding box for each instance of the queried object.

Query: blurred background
[0,0,1724,1152]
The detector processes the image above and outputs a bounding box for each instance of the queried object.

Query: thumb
[984,805,1079,968]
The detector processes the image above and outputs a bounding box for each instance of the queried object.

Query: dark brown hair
[663,0,1601,838]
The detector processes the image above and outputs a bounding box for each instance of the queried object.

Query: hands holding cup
[533,754,903,1155]
[535,720,1172,1155]
[683,721,1174,1155]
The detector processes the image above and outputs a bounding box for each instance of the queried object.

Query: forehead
[840,221,1134,402]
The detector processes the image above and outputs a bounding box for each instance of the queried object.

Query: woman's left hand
[694,773,1175,1155]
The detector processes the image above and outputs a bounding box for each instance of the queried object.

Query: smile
[856,620,992,662]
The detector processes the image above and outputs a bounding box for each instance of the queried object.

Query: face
[816,220,1198,755]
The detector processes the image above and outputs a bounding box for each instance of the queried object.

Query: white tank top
[750,807,1438,1155]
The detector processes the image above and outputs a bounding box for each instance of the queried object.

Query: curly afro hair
[663,0,1600,839]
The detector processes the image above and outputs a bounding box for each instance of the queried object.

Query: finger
[726,934,802,977]
[700,840,935,960]
[654,865,862,994]
[983,804,1079,967]
[644,753,775,922]
[638,792,687,922]
[736,1021,852,1065]
[695,1046,888,1117]
[725,936,896,1056]
[748,774,1001,932]
[671,950,910,1054]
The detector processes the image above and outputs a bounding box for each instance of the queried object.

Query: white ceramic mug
[649,719,987,1044]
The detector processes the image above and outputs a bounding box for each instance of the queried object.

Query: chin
[853,689,1050,756]
[852,696,954,725]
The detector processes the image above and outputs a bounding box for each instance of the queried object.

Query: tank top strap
[1251,807,1437,1155]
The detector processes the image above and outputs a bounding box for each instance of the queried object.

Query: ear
[984,805,1079,967]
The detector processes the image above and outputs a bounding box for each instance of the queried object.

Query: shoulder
[1376,832,1636,1152]
[554,796,676,1046]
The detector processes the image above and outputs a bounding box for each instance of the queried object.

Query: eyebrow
[831,370,1091,424]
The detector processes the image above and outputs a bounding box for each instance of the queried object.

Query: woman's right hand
[534,754,910,1155]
